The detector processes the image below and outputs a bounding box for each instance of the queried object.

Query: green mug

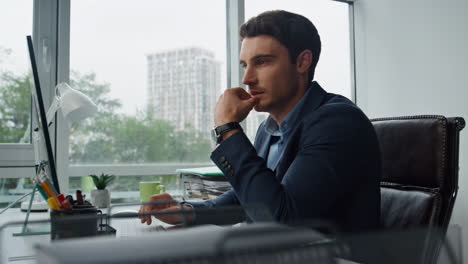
[139,181,165,202]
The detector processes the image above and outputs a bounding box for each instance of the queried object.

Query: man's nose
[242,66,257,86]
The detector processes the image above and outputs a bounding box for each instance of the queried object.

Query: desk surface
[1,208,360,264]
[0,205,171,263]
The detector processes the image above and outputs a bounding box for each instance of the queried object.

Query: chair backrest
[371,115,465,264]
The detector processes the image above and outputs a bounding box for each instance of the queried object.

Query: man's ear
[296,49,313,74]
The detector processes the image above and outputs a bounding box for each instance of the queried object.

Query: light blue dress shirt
[264,87,312,170]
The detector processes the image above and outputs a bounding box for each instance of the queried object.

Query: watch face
[211,128,218,143]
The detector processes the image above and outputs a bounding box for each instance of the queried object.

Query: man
[139,10,381,233]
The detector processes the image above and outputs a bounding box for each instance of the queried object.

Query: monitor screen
[27,35,60,194]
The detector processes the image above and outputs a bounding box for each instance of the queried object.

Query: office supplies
[61,199,72,210]
[39,181,53,198]
[65,195,74,204]
[76,190,84,205]
[56,194,65,205]
[39,174,59,197]
[33,179,49,201]
[46,198,60,210]
[56,194,71,210]
[50,206,99,239]
[177,166,231,200]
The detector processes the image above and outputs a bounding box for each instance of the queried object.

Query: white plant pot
[91,189,110,208]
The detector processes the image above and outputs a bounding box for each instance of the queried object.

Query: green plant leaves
[89,173,115,190]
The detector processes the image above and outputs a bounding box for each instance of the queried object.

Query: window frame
[0,0,59,178]
[332,0,357,102]
[57,0,231,194]
[1,0,356,197]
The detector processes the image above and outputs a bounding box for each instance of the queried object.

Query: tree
[68,70,122,163]
[68,70,122,132]
[70,114,212,164]
[0,71,31,143]
[0,51,212,163]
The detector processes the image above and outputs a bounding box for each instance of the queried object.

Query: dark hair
[240,10,321,83]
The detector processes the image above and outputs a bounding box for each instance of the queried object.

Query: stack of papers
[177,166,231,199]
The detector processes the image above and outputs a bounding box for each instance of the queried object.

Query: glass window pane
[69,0,226,166]
[244,0,351,141]
[0,1,33,144]
[70,174,181,204]
[0,177,34,208]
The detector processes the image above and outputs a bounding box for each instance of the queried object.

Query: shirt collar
[264,85,312,137]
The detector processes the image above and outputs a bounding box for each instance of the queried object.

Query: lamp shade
[56,82,97,122]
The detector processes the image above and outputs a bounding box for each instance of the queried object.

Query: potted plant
[89,173,115,208]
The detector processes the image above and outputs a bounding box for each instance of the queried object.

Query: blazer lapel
[253,81,328,175]
[255,130,272,160]
[273,82,328,177]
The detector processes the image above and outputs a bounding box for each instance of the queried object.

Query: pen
[47,197,60,210]
[40,180,62,209]
[65,195,74,205]
[76,190,83,205]
[61,199,72,210]
[32,177,49,201]
[57,194,72,210]
[40,181,54,198]
[40,174,59,197]
[35,184,49,201]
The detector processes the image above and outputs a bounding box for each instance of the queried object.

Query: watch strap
[214,122,242,144]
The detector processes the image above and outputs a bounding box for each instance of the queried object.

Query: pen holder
[50,205,101,240]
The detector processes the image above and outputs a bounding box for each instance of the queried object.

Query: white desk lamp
[46,82,98,125]
[6,82,98,236]
[22,82,97,211]
[1,83,96,220]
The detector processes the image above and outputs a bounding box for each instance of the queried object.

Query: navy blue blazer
[190,82,381,233]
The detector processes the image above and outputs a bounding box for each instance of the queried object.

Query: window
[245,0,351,97]
[0,0,59,207]
[0,1,354,207]
[244,0,352,140]
[0,1,33,145]
[68,0,226,201]
[0,1,34,207]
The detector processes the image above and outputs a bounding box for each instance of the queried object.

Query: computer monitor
[26,35,60,194]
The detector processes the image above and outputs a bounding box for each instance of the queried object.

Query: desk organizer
[50,205,115,240]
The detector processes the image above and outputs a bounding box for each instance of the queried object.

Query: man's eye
[257,59,265,65]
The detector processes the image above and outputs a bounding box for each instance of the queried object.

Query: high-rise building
[147,47,221,139]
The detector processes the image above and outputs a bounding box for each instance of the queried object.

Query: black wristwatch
[211,122,242,144]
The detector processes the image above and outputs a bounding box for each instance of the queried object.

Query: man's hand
[138,193,193,225]
[214,87,258,126]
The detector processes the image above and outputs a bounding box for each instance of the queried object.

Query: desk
[1,208,361,264]
[0,205,170,263]
[1,209,49,263]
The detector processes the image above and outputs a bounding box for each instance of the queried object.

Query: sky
[1,0,350,115]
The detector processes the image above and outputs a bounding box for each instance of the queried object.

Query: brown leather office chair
[371,115,465,264]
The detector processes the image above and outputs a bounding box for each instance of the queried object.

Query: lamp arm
[0,190,34,215]
[32,130,40,171]
[45,95,60,127]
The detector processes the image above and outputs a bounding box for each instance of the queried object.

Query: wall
[354,0,468,259]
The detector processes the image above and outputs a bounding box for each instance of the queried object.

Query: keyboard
[111,217,167,237]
